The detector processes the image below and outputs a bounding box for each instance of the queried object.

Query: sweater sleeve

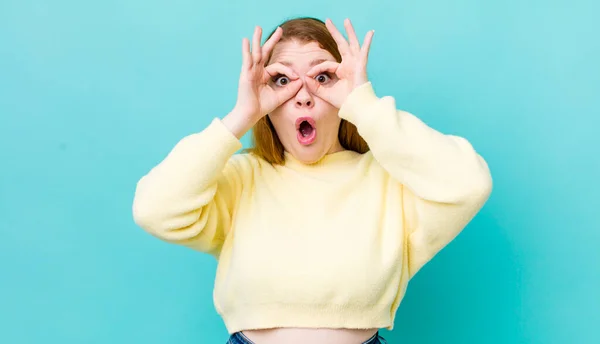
[132,118,245,257]
[338,82,493,278]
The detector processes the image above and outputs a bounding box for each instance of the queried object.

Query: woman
[132,17,493,344]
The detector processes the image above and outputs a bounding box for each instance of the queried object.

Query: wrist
[354,76,369,89]
[222,108,258,139]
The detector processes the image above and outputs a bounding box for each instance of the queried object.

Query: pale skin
[222,18,378,344]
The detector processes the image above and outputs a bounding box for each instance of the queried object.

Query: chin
[287,141,332,165]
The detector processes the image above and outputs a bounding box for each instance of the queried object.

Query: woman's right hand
[223,26,303,138]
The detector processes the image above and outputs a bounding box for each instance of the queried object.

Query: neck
[283,149,361,170]
[327,140,345,155]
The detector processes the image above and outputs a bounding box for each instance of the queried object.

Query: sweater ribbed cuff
[337,81,381,132]
[206,117,244,156]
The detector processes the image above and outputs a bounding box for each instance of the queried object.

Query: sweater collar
[283,150,362,170]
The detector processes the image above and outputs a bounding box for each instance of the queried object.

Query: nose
[294,82,314,109]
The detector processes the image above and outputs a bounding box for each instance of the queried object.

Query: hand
[233,26,303,122]
[305,18,374,108]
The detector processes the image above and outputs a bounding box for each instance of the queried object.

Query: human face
[266,40,344,165]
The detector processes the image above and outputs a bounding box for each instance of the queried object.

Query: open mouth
[295,117,317,145]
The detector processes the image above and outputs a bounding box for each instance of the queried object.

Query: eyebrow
[277,58,329,67]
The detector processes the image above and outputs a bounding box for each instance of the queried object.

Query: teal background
[1,0,599,343]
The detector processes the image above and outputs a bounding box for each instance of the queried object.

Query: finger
[360,30,375,62]
[305,61,340,77]
[325,18,350,55]
[306,78,341,107]
[304,77,330,102]
[343,18,360,52]
[304,77,322,94]
[275,79,303,104]
[264,63,299,79]
[261,26,282,63]
[252,26,262,64]
[241,37,251,70]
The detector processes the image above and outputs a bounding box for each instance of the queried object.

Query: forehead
[268,40,336,68]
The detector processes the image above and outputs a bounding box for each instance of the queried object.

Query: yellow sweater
[132,82,493,334]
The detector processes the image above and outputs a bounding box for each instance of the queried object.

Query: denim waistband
[226,331,387,344]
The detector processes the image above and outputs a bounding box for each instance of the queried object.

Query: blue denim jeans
[227,331,388,344]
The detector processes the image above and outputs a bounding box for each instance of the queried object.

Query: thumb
[305,78,333,104]
[273,79,303,107]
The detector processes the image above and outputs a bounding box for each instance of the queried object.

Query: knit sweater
[132,82,493,334]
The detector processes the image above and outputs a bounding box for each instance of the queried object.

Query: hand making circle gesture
[234,26,304,122]
[305,18,375,109]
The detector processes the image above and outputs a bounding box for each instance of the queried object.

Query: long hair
[244,17,369,164]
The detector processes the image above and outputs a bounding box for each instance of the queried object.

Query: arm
[338,82,493,278]
[303,18,491,278]
[132,115,246,257]
[133,24,307,257]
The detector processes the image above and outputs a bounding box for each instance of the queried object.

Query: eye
[273,74,290,87]
[315,73,332,84]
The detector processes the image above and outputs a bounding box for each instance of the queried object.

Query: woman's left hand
[305,18,374,108]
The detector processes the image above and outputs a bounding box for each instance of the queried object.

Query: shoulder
[224,151,274,176]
